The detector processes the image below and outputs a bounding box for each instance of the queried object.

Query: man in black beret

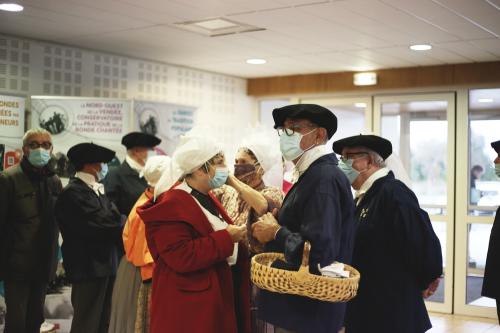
[252,104,355,333]
[333,134,443,333]
[104,132,161,221]
[482,139,500,323]
[55,143,122,333]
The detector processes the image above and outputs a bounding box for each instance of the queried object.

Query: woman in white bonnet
[108,155,170,333]
[136,135,247,333]
[213,129,284,333]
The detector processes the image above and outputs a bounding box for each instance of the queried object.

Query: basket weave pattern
[251,241,360,303]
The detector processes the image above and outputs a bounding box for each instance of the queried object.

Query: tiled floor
[429,312,500,333]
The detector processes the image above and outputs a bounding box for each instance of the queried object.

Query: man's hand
[252,212,280,244]
[226,224,246,243]
[422,278,441,299]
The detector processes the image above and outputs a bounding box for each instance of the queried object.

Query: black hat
[332,134,393,160]
[492,140,500,154]
[67,143,115,168]
[121,132,161,149]
[272,104,338,139]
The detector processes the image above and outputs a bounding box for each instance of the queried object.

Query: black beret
[67,143,115,168]
[332,134,393,160]
[272,104,338,139]
[492,140,500,154]
[122,132,161,149]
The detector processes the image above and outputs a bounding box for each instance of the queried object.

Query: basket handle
[300,241,311,269]
[295,241,312,282]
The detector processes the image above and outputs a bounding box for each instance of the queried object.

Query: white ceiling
[1,0,500,78]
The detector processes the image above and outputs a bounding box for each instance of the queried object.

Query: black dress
[345,172,443,333]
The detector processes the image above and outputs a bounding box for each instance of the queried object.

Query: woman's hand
[422,277,440,298]
[226,224,246,243]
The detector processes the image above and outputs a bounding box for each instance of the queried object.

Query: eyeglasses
[340,152,368,162]
[277,125,316,137]
[27,141,52,150]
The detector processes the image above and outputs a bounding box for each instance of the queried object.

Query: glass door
[374,93,456,314]
[454,88,500,318]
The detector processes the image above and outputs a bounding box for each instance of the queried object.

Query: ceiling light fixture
[0,3,23,11]
[410,44,432,51]
[246,58,267,65]
[354,103,367,108]
[478,98,494,103]
[353,72,377,86]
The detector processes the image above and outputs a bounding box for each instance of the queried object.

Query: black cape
[258,154,356,333]
[103,160,147,217]
[55,177,122,281]
[482,207,500,299]
[345,172,442,333]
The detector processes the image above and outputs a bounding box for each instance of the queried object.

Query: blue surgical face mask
[96,163,109,181]
[495,163,500,178]
[27,148,51,168]
[280,128,317,161]
[338,159,360,184]
[208,167,229,189]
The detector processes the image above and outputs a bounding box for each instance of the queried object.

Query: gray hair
[22,128,52,146]
[366,149,386,168]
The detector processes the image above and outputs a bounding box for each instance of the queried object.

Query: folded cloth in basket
[318,262,350,278]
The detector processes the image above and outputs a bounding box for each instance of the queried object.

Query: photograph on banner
[31,97,132,177]
[0,94,25,171]
[134,100,197,155]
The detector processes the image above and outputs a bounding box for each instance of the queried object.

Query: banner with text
[31,97,132,173]
[0,95,25,170]
[133,100,197,155]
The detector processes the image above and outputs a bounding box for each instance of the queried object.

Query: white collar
[75,171,105,195]
[292,145,328,183]
[126,155,144,175]
[355,167,390,201]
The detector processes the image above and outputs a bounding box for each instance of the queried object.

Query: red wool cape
[137,187,250,333]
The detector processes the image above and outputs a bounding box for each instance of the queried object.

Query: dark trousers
[4,280,47,333]
[70,276,114,333]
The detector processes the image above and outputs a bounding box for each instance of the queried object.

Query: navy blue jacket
[345,172,442,333]
[55,178,122,282]
[258,153,356,333]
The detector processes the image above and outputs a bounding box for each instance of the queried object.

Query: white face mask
[279,128,317,161]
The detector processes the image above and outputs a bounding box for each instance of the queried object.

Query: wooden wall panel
[247,61,500,96]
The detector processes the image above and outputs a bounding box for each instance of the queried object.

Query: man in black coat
[103,132,161,219]
[333,134,443,333]
[252,104,356,333]
[0,128,62,333]
[482,139,500,323]
[55,143,122,333]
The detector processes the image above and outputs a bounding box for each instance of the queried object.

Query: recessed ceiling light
[478,98,494,103]
[354,103,367,108]
[0,3,23,12]
[410,44,432,51]
[246,58,266,65]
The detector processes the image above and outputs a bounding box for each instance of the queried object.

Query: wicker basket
[251,241,360,303]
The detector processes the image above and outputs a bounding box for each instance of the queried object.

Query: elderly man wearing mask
[252,104,356,333]
[213,130,284,333]
[332,134,442,333]
[109,155,171,333]
[137,135,247,333]
[0,128,62,333]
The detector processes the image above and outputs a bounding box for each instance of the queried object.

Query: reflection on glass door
[374,93,455,314]
[455,88,500,318]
